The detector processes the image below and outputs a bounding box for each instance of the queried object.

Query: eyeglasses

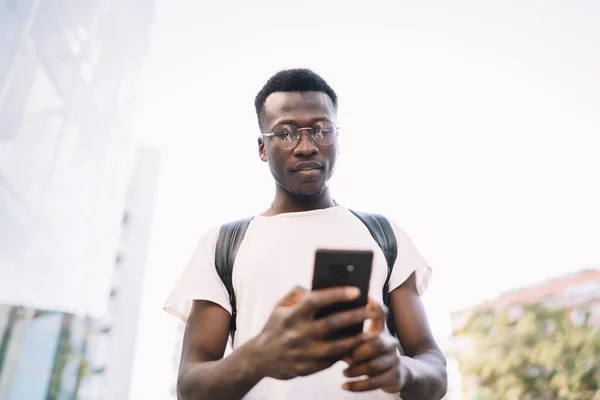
[261,120,339,151]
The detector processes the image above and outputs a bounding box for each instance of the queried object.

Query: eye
[274,125,297,142]
[276,132,292,143]
[312,122,334,138]
[314,128,331,138]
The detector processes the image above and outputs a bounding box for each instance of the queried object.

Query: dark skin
[258,91,338,215]
[177,91,447,399]
[342,272,448,397]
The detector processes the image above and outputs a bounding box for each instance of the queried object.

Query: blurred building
[449,268,600,399]
[0,145,161,400]
[450,269,600,333]
[78,146,161,400]
[0,307,91,400]
[0,1,156,399]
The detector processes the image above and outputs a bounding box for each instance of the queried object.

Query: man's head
[256,69,339,202]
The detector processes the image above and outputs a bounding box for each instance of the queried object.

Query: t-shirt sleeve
[163,227,232,324]
[387,220,432,296]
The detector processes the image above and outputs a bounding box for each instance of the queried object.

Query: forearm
[399,348,447,400]
[178,338,264,400]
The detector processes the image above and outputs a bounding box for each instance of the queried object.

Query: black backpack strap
[215,211,400,345]
[349,210,399,338]
[215,216,254,343]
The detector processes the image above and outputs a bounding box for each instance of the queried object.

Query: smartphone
[311,249,373,340]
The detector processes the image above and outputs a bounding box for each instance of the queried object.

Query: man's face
[258,91,339,200]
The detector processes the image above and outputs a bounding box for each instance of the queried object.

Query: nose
[293,129,318,156]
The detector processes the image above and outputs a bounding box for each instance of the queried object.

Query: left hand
[342,299,405,393]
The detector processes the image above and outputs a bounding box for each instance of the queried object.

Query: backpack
[215,209,399,345]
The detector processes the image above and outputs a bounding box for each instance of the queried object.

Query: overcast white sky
[127,1,600,398]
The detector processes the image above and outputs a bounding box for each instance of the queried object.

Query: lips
[292,161,323,172]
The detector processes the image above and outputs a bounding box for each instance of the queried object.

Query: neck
[271,186,336,214]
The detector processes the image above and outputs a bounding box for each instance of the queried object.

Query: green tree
[453,305,600,400]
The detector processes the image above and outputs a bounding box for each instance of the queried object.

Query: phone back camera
[330,263,359,277]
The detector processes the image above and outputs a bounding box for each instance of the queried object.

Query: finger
[342,367,400,392]
[293,286,361,317]
[292,359,336,377]
[365,298,386,337]
[309,306,370,338]
[277,286,308,307]
[343,352,398,378]
[348,335,399,365]
[298,334,366,361]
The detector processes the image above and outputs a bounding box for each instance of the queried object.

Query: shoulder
[193,216,256,256]
[198,226,221,248]
[345,208,407,237]
[199,215,254,244]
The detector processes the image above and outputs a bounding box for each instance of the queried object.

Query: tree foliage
[453,304,600,400]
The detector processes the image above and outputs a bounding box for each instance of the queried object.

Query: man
[164,69,447,399]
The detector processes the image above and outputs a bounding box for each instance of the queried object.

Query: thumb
[278,286,308,307]
[365,297,386,336]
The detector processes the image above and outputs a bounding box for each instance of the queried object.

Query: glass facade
[0,0,155,318]
[0,305,91,400]
[0,1,154,398]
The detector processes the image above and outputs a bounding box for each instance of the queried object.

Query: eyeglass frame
[260,121,340,151]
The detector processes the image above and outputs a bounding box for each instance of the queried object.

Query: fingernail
[342,383,350,390]
[363,331,375,340]
[346,287,360,298]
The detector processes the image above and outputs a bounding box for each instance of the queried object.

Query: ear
[258,137,267,162]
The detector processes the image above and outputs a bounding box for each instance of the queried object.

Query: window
[6,312,63,400]
[564,281,600,301]
[99,324,112,334]
[122,212,130,225]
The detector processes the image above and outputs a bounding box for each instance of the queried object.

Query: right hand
[250,286,371,381]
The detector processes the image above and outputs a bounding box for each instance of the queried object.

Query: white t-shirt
[164,206,432,400]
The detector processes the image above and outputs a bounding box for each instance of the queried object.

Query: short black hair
[254,68,338,130]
